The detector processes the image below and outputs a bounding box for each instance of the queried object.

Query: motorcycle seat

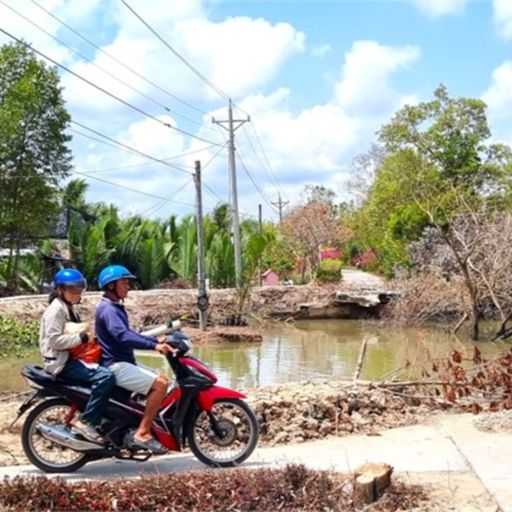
[22,364,96,387]
[22,365,145,404]
[22,364,59,384]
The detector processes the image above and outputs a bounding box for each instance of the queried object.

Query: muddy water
[2,320,510,392]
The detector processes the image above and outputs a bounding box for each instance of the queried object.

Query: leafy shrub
[0,464,428,511]
[352,250,380,272]
[0,316,39,358]
[315,258,342,283]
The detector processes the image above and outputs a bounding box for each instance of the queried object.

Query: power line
[29,0,209,117]
[1,0,174,117]
[138,177,193,216]
[239,125,284,202]
[0,28,223,147]
[121,0,230,102]
[236,145,277,212]
[245,121,290,202]
[83,144,220,174]
[70,121,192,175]
[73,169,196,208]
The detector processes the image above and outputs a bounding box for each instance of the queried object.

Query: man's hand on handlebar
[155,343,175,356]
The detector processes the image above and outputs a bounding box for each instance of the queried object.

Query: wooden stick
[353,337,369,382]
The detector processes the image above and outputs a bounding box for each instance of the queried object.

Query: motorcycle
[13,328,259,473]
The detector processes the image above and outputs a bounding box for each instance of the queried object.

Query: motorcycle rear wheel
[21,398,89,473]
[188,398,259,467]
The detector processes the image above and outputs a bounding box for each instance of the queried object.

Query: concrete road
[0,413,509,511]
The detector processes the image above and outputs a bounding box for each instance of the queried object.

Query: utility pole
[271,193,289,226]
[194,160,208,331]
[258,204,262,286]
[212,98,249,288]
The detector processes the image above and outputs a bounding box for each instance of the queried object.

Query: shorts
[109,361,158,395]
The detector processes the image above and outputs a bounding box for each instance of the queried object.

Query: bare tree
[389,210,512,339]
[281,202,351,282]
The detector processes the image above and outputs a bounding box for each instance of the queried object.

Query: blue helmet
[52,268,87,289]
[98,265,136,289]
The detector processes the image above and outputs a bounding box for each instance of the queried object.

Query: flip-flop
[129,435,168,455]
[72,423,105,445]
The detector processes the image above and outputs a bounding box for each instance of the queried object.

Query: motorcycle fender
[197,386,247,412]
[7,391,44,432]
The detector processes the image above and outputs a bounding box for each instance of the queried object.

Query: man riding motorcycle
[95,265,173,455]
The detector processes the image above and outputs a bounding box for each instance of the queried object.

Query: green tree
[0,42,72,293]
[372,85,512,338]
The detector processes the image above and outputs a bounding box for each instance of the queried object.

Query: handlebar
[166,330,192,355]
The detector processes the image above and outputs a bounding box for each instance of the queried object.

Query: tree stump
[353,462,393,505]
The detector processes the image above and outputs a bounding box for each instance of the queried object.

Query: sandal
[72,422,105,445]
[128,434,168,455]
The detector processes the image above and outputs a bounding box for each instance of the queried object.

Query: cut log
[353,473,376,505]
[353,463,393,505]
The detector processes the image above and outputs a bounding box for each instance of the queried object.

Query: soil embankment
[0,272,389,327]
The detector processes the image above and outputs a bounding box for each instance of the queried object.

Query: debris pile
[248,380,436,445]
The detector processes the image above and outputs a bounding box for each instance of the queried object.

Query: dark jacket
[95,297,157,367]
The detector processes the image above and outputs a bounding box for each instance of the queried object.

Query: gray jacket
[39,298,82,375]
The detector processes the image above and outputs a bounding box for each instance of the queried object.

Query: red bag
[69,341,101,364]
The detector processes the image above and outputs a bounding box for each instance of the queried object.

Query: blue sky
[1,0,512,221]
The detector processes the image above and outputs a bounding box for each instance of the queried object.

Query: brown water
[3,320,509,392]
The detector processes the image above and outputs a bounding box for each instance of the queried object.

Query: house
[319,248,342,261]
[261,269,279,286]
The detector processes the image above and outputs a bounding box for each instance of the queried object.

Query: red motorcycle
[15,330,259,473]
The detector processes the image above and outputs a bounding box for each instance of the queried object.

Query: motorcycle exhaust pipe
[37,423,101,451]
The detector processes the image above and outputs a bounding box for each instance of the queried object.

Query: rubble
[473,410,512,433]
[245,380,438,445]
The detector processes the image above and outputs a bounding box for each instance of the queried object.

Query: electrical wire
[29,0,209,117]
[121,0,230,102]
[84,144,220,174]
[1,0,174,116]
[137,140,228,217]
[138,177,193,216]
[72,169,196,207]
[243,121,290,203]
[70,121,192,174]
[236,145,278,212]
[0,28,223,147]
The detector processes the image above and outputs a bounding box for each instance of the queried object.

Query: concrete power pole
[258,203,262,286]
[194,160,208,331]
[271,193,289,226]
[212,99,249,288]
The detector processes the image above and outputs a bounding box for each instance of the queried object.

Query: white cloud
[409,0,468,18]
[78,37,420,218]
[482,61,512,119]
[2,0,421,219]
[335,41,420,117]
[216,40,420,207]
[493,0,512,39]
[61,3,305,114]
[481,61,512,146]
[0,0,72,63]
[177,17,305,98]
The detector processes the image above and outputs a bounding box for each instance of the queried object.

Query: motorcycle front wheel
[188,398,259,467]
[21,398,89,473]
